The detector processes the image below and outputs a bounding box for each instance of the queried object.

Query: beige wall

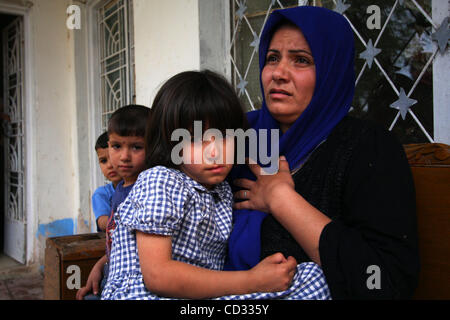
[32,0,80,264]
[133,0,201,107]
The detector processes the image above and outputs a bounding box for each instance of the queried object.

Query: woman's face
[262,24,316,133]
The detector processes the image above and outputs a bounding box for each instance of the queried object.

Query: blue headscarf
[225,6,355,270]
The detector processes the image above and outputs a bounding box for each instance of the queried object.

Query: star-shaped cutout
[236,0,247,20]
[419,32,434,53]
[236,76,248,97]
[431,17,450,54]
[390,88,417,120]
[395,64,413,80]
[250,32,260,52]
[359,39,382,69]
[334,0,350,15]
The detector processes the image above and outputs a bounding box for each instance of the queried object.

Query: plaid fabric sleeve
[117,166,187,236]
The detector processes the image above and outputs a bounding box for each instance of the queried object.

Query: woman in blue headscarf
[226,6,419,299]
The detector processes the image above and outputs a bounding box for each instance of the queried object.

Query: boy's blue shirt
[110,181,134,214]
[92,183,116,231]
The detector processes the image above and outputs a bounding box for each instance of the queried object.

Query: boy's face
[108,133,146,186]
[96,148,122,184]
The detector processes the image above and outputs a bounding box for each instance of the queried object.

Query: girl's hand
[233,156,295,213]
[248,253,297,293]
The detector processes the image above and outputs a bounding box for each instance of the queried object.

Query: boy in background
[77,105,151,300]
[92,132,122,231]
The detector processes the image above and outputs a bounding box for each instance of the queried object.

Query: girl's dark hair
[108,104,151,137]
[95,131,109,150]
[145,70,248,169]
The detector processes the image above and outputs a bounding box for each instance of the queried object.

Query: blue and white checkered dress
[101,166,330,300]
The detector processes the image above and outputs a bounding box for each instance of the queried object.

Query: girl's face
[261,24,316,133]
[180,134,235,189]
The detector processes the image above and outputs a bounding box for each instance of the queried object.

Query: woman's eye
[133,145,143,151]
[295,56,312,65]
[266,54,279,63]
[111,144,120,149]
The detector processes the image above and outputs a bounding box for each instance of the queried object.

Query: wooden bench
[404,143,450,299]
[43,232,105,300]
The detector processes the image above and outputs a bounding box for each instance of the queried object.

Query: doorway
[1,13,26,264]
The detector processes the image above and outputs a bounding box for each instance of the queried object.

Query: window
[98,0,135,132]
[230,0,447,144]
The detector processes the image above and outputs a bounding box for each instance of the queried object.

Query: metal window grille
[230,0,447,144]
[2,17,25,225]
[98,0,135,133]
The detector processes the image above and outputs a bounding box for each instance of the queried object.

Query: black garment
[260,116,420,299]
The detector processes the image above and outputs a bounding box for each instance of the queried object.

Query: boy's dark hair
[145,69,248,169]
[108,104,151,137]
[95,132,109,150]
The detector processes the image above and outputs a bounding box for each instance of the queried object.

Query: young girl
[101,70,330,300]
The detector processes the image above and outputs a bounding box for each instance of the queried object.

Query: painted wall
[198,0,231,79]
[432,0,450,144]
[133,0,201,106]
[0,0,27,7]
[29,0,80,266]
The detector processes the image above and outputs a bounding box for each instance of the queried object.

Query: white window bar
[98,0,135,132]
[411,0,437,28]
[230,55,256,110]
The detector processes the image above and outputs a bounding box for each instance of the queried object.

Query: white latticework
[230,0,449,143]
[98,0,135,132]
[2,17,25,223]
